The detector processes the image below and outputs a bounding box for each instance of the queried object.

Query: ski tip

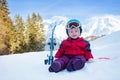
[98,57,111,60]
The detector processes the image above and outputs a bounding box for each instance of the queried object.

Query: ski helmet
[66,19,82,36]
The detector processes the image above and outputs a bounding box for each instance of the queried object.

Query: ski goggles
[66,22,80,29]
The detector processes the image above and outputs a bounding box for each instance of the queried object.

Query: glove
[87,58,94,63]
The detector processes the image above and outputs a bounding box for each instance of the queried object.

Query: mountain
[43,16,68,41]
[83,15,120,36]
[44,15,120,39]
[0,31,120,80]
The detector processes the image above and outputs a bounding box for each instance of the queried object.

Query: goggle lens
[66,22,80,29]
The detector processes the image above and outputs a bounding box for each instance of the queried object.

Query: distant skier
[49,19,94,73]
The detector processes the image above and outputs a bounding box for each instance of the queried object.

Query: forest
[0,0,45,55]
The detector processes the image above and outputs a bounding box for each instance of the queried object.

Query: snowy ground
[0,31,120,80]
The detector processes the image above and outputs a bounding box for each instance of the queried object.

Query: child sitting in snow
[49,19,94,73]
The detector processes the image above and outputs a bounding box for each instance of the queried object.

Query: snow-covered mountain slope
[83,15,120,36]
[44,16,68,42]
[0,31,120,80]
[91,31,120,58]
[44,15,120,42]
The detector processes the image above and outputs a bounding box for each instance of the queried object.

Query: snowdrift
[0,31,120,80]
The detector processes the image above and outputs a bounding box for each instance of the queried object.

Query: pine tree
[25,15,39,51]
[36,14,45,50]
[0,0,9,15]
[9,15,26,53]
[0,0,13,54]
[14,15,24,31]
[25,13,45,52]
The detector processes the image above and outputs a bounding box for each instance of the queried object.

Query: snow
[44,16,68,45]
[44,15,120,40]
[0,31,120,80]
[83,15,120,36]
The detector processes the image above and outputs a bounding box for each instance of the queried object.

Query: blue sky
[8,0,120,21]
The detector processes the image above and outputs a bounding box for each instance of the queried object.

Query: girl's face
[68,27,80,39]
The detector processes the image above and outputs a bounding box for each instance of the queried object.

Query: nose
[72,30,76,34]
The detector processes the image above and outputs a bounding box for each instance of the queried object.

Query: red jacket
[55,37,93,60]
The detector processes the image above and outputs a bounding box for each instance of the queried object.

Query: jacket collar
[67,37,84,42]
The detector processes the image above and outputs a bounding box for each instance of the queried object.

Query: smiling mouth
[73,35,77,37]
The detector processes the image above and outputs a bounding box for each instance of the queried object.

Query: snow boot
[49,61,61,73]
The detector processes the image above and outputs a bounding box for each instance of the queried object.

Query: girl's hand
[87,58,94,63]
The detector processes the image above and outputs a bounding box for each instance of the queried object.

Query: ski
[98,57,111,60]
[44,24,57,65]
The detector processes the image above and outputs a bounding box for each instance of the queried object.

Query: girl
[49,19,94,73]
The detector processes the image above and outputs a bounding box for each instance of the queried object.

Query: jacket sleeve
[55,41,66,58]
[84,41,94,60]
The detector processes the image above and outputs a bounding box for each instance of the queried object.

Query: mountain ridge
[43,15,120,44]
